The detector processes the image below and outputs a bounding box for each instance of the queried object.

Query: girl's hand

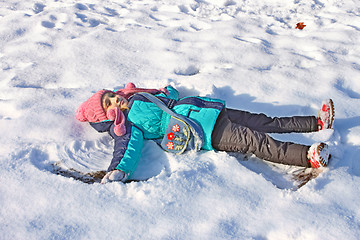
[101,170,126,184]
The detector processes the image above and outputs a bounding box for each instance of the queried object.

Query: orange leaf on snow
[296,22,306,30]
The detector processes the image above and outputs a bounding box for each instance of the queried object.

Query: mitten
[106,108,126,137]
[101,170,126,184]
[125,82,136,89]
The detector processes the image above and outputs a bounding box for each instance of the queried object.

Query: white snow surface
[1,0,360,239]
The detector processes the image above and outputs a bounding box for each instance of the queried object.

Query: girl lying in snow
[76,83,334,184]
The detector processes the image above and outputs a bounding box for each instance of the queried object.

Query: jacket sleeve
[155,85,179,100]
[107,124,144,180]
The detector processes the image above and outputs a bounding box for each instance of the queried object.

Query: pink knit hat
[75,83,137,123]
[76,89,127,137]
[76,89,112,123]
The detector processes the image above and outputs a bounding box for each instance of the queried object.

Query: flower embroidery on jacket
[167,132,175,141]
[166,142,174,150]
[172,124,180,132]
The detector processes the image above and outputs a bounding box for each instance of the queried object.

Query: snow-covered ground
[1,0,360,239]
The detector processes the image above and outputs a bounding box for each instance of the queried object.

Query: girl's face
[102,92,129,113]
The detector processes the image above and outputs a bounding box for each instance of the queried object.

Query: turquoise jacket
[90,86,225,180]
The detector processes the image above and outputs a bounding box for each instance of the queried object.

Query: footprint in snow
[33,3,45,14]
[174,65,200,76]
[41,21,55,28]
[335,79,360,99]
[75,3,88,11]
[75,12,101,28]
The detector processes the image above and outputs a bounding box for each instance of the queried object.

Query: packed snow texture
[1,0,360,239]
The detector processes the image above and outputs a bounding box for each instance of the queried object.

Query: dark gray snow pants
[211,108,319,167]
